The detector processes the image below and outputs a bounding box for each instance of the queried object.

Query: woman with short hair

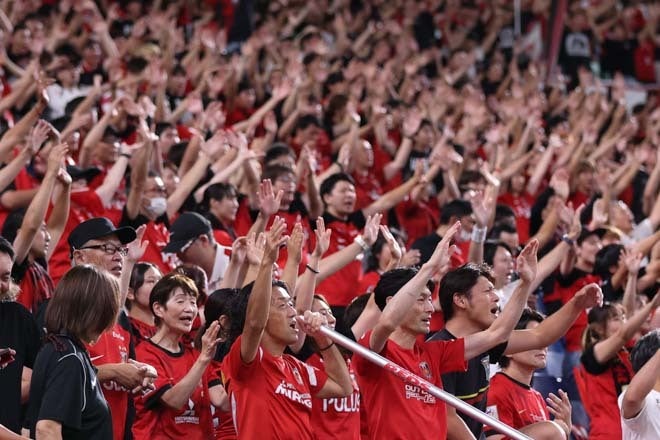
[26,265,121,440]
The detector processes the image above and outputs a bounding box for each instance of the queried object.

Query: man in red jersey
[485,309,573,439]
[223,217,353,439]
[355,222,539,439]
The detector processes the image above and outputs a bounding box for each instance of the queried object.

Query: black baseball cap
[163,212,212,254]
[576,227,607,245]
[66,165,101,182]
[68,217,137,251]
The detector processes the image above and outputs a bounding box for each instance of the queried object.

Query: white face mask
[146,197,167,217]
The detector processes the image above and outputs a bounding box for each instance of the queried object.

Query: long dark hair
[194,288,240,357]
[583,302,625,351]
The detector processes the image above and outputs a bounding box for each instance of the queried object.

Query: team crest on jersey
[419,361,432,380]
[292,367,303,385]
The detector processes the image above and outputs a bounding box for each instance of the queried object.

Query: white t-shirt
[619,389,660,440]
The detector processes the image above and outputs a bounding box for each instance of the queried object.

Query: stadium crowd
[0,0,659,439]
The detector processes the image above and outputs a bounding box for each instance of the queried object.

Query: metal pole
[320,326,532,440]
[514,0,522,37]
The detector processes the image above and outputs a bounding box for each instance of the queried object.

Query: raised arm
[506,284,603,354]
[125,125,153,220]
[362,163,422,217]
[464,240,538,360]
[621,348,660,419]
[593,292,660,365]
[240,217,288,364]
[12,143,67,264]
[370,222,460,353]
[45,168,72,261]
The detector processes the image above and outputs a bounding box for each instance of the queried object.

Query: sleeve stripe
[305,364,317,386]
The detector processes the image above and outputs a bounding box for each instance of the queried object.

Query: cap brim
[162,240,187,254]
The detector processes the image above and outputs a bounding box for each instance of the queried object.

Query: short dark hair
[488,223,517,241]
[439,199,472,225]
[343,293,371,331]
[439,263,494,322]
[262,164,296,183]
[594,244,624,280]
[264,143,296,166]
[295,114,321,133]
[494,205,516,226]
[484,242,513,266]
[320,173,355,201]
[499,309,545,368]
[45,265,120,343]
[630,329,660,373]
[373,268,435,311]
[195,288,240,350]
[127,262,160,308]
[149,273,199,327]
[1,209,26,244]
[202,183,238,211]
[0,236,15,261]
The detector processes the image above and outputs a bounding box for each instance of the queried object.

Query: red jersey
[222,336,329,439]
[577,347,633,440]
[555,270,600,351]
[396,198,439,247]
[133,340,213,440]
[86,323,131,440]
[357,271,380,294]
[352,171,383,212]
[141,221,176,274]
[49,189,105,284]
[484,373,549,437]
[354,331,467,439]
[207,360,236,440]
[316,211,366,307]
[128,316,157,343]
[497,192,534,243]
[265,208,313,272]
[307,354,360,440]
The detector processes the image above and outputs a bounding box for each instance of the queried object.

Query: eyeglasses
[78,244,128,256]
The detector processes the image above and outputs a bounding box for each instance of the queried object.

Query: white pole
[319,326,532,440]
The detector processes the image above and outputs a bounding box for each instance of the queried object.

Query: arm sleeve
[484,388,515,437]
[134,346,175,410]
[428,338,467,374]
[223,336,262,383]
[37,354,85,429]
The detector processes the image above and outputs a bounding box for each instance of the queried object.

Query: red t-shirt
[396,198,439,247]
[222,336,329,439]
[357,271,380,295]
[307,354,360,440]
[86,323,131,440]
[354,331,467,439]
[352,171,383,213]
[48,189,106,284]
[555,270,600,352]
[128,316,157,344]
[497,192,534,243]
[133,340,213,440]
[576,346,633,440]
[315,211,365,307]
[484,372,549,437]
[207,360,236,440]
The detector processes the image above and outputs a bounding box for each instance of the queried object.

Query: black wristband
[306,264,319,274]
[318,342,335,352]
[335,161,344,173]
[120,153,132,159]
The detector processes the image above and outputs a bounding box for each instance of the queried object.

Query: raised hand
[257,179,283,218]
[549,169,570,200]
[380,225,402,264]
[47,143,69,175]
[516,239,539,284]
[264,216,289,263]
[56,167,72,187]
[313,217,332,258]
[295,310,328,339]
[591,198,608,228]
[362,213,383,246]
[263,111,278,134]
[287,223,305,264]
[622,249,642,275]
[402,108,422,138]
[245,232,265,266]
[126,225,148,263]
[546,390,572,437]
[573,283,604,309]
[27,120,53,155]
[199,320,222,363]
[400,249,421,267]
[426,221,460,275]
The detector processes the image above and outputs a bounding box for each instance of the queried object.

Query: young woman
[126,262,162,342]
[575,291,660,440]
[132,273,223,440]
[26,265,120,440]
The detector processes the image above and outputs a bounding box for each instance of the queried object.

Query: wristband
[561,234,575,246]
[306,264,319,274]
[318,342,335,352]
[471,226,487,243]
[119,153,132,159]
[335,161,345,173]
[354,235,370,251]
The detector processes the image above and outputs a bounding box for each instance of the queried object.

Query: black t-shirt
[411,232,442,265]
[428,328,508,439]
[601,38,637,77]
[559,28,594,81]
[27,334,112,440]
[0,302,40,433]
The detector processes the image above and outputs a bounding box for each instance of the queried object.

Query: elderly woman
[132,273,223,440]
[26,265,121,440]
